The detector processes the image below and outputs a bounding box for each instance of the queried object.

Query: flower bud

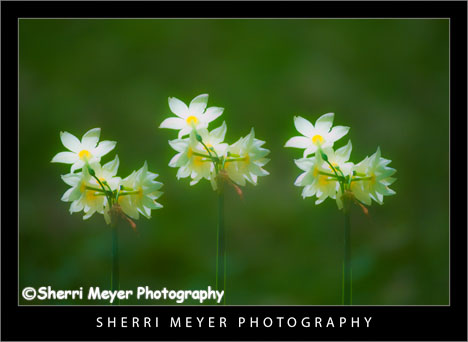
[87,165,96,177]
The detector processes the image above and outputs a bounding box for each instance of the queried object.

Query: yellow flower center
[186,116,199,126]
[193,156,204,166]
[79,181,87,193]
[137,186,144,199]
[313,167,319,177]
[318,175,329,186]
[78,149,91,160]
[370,173,377,184]
[244,154,250,164]
[312,135,324,145]
[85,190,97,201]
[187,148,193,158]
[329,162,339,172]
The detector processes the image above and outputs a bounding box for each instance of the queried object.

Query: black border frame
[2,1,467,340]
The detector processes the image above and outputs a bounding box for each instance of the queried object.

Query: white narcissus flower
[51,128,116,173]
[285,113,349,157]
[168,122,228,186]
[294,154,338,204]
[89,155,122,192]
[352,147,396,205]
[118,162,163,220]
[61,168,105,220]
[225,128,270,187]
[60,156,122,220]
[320,140,354,178]
[294,141,353,206]
[160,94,224,138]
[349,156,373,206]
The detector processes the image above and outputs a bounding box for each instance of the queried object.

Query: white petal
[294,172,306,186]
[176,166,191,179]
[94,140,116,158]
[51,151,78,164]
[160,117,185,130]
[168,97,189,118]
[137,205,152,219]
[61,188,75,202]
[168,139,188,153]
[210,121,227,142]
[294,158,315,172]
[335,140,352,162]
[203,106,223,123]
[315,195,327,205]
[61,173,81,186]
[178,127,192,139]
[103,155,119,175]
[294,116,314,137]
[190,177,201,186]
[315,112,334,132]
[70,200,84,213]
[83,208,97,220]
[285,136,310,149]
[71,160,85,173]
[81,128,101,149]
[60,131,81,153]
[303,145,318,157]
[119,197,139,219]
[302,184,317,198]
[189,94,208,116]
[329,126,349,143]
[169,153,182,167]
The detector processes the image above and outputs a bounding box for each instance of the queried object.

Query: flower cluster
[51,128,163,226]
[285,113,396,210]
[160,94,270,192]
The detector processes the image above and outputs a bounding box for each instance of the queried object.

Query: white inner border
[17,17,451,307]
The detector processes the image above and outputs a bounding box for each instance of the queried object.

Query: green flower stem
[318,171,340,178]
[352,177,372,181]
[85,186,106,192]
[225,157,247,163]
[343,203,352,305]
[216,190,226,305]
[192,151,212,158]
[199,140,215,160]
[118,190,140,196]
[111,226,120,305]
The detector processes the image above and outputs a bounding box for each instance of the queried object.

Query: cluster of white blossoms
[285,113,396,210]
[160,94,270,191]
[51,128,163,226]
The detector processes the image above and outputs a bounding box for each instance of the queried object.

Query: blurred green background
[19,19,449,305]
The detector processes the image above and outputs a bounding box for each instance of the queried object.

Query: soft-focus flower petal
[168,97,189,118]
[314,113,334,132]
[294,158,315,172]
[335,140,352,161]
[103,155,120,175]
[71,160,85,173]
[160,117,186,130]
[94,140,116,158]
[203,106,224,122]
[329,125,350,142]
[210,121,227,142]
[189,94,209,116]
[285,136,310,149]
[60,131,82,153]
[51,151,78,164]
[81,128,101,149]
[294,116,314,137]
[303,145,318,157]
